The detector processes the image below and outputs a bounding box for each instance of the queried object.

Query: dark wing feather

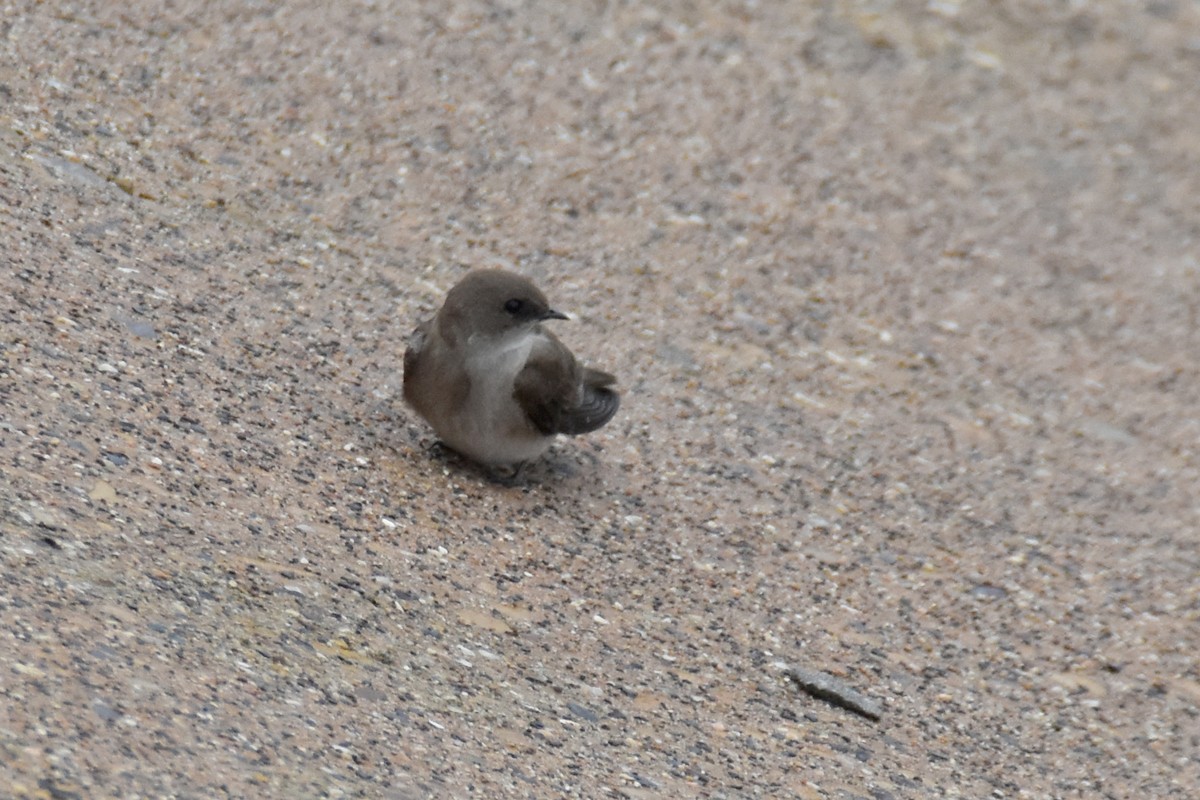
[514,337,619,436]
[557,368,620,435]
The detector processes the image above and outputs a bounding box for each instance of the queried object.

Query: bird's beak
[540,309,570,322]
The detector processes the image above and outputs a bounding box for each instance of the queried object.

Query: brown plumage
[403,270,619,467]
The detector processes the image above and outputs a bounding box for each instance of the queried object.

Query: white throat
[464,326,538,377]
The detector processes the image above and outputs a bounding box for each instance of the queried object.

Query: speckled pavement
[2,1,1198,797]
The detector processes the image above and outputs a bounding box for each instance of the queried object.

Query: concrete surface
[2,1,1198,797]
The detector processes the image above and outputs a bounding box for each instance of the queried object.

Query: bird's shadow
[421,439,589,488]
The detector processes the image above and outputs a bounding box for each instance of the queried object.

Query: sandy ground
[2,1,1199,797]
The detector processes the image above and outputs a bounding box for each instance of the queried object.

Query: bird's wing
[514,334,619,436]
[403,319,471,417]
[565,367,621,435]
[402,321,430,382]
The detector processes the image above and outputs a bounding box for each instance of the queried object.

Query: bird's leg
[426,439,454,460]
[485,461,526,486]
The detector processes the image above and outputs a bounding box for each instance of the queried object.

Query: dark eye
[504,298,524,314]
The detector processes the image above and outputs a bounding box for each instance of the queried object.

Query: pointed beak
[540,308,570,322]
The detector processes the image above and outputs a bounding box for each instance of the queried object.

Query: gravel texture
[3,1,1199,798]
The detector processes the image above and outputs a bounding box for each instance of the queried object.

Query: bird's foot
[485,461,527,486]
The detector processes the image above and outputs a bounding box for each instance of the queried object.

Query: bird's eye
[504,299,524,314]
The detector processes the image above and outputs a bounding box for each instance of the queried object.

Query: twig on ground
[777,662,883,721]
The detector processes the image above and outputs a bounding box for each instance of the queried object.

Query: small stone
[89,480,117,503]
[566,702,598,723]
[13,662,46,678]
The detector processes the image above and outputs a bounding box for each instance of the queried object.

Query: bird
[403,269,620,472]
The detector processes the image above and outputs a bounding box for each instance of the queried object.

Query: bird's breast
[463,332,535,414]
[427,331,540,456]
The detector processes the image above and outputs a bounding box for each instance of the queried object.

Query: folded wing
[514,335,620,436]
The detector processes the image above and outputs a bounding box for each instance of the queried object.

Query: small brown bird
[403,269,620,469]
